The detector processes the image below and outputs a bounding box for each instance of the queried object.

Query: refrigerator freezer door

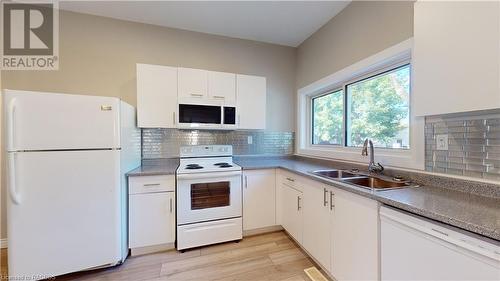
[7,150,121,279]
[4,90,120,151]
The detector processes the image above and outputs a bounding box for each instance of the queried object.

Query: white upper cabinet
[136,64,177,128]
[136,64,267,129]
[208,71,236,103]
[178,67,208,99]
[237,74,267,129]
[413,1,500,116]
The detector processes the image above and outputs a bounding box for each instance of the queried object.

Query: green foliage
[312,65,410,148]
[313,90,343,145]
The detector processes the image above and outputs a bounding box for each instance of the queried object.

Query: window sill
[297,145,423,170]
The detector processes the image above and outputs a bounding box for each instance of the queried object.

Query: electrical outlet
[436,134,448,150]
[247,136,253,145]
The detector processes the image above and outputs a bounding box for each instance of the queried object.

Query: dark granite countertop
[126,155,500,241]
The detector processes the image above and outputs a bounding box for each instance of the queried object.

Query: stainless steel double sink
[311,169,417,191]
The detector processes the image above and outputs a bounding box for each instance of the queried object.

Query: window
[347,64,410,149]
[312,90,343,145]
[311,63,411,149]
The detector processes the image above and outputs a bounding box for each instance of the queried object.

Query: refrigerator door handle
[8,152,21,204]
[7,98,16,151]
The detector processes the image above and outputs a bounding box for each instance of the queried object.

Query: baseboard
[130,242,175,256]
[243,225,283,237]
[0,238,7,249]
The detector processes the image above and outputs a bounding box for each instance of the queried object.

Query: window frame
[310,60,411,150]
[297,38,425,170]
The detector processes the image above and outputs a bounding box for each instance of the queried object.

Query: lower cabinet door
[303,183,331,271]
[332,189,379,281]
[281,184,303,243]
[129,192,175,248]
[243,170,276,231]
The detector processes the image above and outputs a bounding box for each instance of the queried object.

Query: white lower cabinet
[331,188,379,281]
[303,181,332,271]
[242,169,276,231]
[281,183,303,243]
[276,169,380,281]
[129,192,175,248]
[129,175,176,254]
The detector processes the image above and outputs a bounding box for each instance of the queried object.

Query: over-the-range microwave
[177,103,237,129]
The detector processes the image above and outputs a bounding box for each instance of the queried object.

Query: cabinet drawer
[278,170,302,191]
[129,175,175,194]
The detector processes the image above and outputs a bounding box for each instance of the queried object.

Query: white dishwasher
[380,206,500,280]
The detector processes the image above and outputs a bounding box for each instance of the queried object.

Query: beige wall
[0,2,415,240]
[296,1,414,89]
[0,10,297,239]
[2,10,297,131]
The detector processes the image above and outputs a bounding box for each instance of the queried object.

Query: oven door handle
[177,171,242,180]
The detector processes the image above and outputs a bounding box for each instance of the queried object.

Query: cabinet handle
[143,183,161,187]
[330,191,335,210]
[323,188,328,207]
[297,196,301,211]
[173,112,176,125]
[244,175,248,189]
[169,198,173,213]
[213,95,225,99]
[191,93,204,97]
[286,177,295,182]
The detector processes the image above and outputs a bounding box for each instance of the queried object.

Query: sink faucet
[362,139,384,174]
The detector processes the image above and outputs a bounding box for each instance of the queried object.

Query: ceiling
[60,1,351,47]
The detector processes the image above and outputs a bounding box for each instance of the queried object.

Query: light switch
[247,136,253,145]
[436,134,448,150]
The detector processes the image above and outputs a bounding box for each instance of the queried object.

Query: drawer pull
[191,93,204,97]
[213,95,225,99]
[323,188,328,207]
[143,183,161,187]
[330,191,335,210]
[286,177,295,182]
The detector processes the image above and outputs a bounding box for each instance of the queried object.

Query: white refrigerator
[4,90,141,279]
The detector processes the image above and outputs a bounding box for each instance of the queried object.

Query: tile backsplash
[425,111,500,180]
[142,129,294,159]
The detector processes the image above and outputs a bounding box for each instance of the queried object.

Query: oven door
[177,171,242,225]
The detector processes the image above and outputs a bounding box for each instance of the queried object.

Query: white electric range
[176,145,242,250]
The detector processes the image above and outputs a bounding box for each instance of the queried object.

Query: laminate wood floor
[1,231,328,281]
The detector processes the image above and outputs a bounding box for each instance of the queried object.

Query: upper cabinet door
[136,64,177,128]
[208,71,236,103]
[413,1,500,116]
[237,74,266,129]
[178,67,208,99]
